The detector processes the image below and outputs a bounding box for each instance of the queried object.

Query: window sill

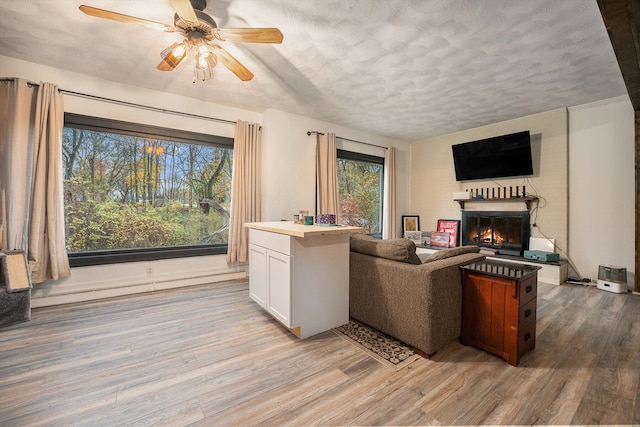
[68,245,228,267]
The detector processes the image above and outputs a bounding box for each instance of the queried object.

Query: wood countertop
[244,221,365,238]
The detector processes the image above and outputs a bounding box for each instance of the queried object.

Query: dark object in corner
[0,251,32,328]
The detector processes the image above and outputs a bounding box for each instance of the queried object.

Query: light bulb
[197,55,209,69]
[159,42,187,69]
[194,48,218,71]
[172,44,186,57]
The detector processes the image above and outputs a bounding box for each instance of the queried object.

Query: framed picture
[430,231,451,247]
[421,231,432,246]
[404,231,422,244]
[401,215,420,237]
[437,219,460,247]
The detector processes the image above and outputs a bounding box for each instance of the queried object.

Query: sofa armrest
[417,252,485,351]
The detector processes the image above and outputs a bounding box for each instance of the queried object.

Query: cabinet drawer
[250,229,292,255]
[518,298,536,327]
[518,276,537,306]
[518,322,536,355]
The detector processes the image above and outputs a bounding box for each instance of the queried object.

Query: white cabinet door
[248,244,267,308]
[266,249,292,326]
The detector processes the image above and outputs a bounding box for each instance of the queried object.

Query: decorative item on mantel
[453,191,471,200]
[461,185,526,200]
[454,186,538,210]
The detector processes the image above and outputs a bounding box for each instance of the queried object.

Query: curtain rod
[307,130,387,150]
[1,77,239,127]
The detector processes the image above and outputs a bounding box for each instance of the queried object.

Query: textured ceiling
[0,0,628,141]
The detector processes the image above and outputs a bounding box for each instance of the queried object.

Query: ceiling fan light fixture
[194,57,217,82]
[80,0,282,81]
[160,42,188,69]
[196,50,217,69]
[193,66,215,82]
[193,43,218,81]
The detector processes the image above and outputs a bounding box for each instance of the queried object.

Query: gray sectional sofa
[349,234,485,356]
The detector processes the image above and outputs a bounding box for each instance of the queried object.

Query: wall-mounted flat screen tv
[452,130,533,181]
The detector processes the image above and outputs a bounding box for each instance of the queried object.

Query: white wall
[0,56,260,138]
[568,96,634,285]
[30,255,246,307]
[410,98,636,287]
[261,108,410,223]
[410,108,569,257]
[1,55,410,305]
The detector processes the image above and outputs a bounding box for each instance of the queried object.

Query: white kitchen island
[244,221,364,339]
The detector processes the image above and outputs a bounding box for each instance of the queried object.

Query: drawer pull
[525,285,533,293]
[525,308,532,318]
[524,332,531,341]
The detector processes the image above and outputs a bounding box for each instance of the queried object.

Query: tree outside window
[336,149,384,237]
[63,114,232,265]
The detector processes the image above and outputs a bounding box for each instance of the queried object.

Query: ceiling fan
[79,0,283,82]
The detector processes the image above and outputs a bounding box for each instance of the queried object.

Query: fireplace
[461,211,530,256]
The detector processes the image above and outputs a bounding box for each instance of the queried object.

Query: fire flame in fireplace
[463,211,528,253]
[470,227,505,246]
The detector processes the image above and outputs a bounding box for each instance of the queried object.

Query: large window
[337,149,384,237]
[63,114,233,266]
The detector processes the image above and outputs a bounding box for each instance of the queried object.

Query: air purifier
[596,265,627,294]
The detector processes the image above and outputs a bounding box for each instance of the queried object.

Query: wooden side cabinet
[460,260,540,366]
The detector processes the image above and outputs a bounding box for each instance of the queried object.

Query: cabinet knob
[524,332,531,341]
[526,285,533,294]
[525,308,532,318]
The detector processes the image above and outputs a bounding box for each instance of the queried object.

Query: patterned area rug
[333,319,422,370]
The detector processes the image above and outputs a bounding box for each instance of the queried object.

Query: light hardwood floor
[1,279,639,426]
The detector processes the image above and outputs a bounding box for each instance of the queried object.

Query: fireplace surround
[461,211,530,256]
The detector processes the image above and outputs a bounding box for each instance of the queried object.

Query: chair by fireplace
[461,211,530,256]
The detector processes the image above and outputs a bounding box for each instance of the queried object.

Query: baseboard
[31,271,247,307]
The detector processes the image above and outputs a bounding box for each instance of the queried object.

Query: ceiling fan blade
[79,5,175,32]
[169,0,199,25]
[211,45,254,81]
[215,28,283,44]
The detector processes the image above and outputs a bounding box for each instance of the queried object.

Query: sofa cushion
[423,245,480,263]
[350,234,422,265]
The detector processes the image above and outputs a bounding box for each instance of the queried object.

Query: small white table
[244,221,364,338]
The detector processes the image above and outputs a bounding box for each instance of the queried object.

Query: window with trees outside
[63,113,233,266]
[337,149,384,238]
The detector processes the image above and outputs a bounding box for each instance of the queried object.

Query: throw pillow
[423,245,480,263]
[350,235,422,265]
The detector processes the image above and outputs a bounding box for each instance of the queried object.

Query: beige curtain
[383,146,397,239]
[316,132,338,216]
[0,78,70,283]
[226,120,261,264]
